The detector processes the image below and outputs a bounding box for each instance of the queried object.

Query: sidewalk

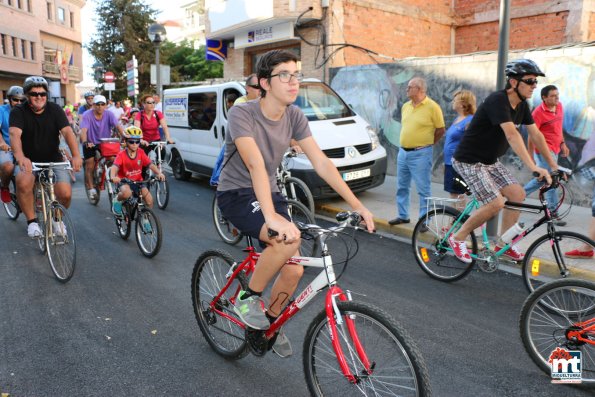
[315,175,595,281]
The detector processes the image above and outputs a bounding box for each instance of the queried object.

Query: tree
[160,40,223,83]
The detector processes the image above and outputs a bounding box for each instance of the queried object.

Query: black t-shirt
[9,101,69,162]
[453,90,534,165]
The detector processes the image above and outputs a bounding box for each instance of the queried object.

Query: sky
[80,0,186,86]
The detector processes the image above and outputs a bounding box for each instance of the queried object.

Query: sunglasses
[95,102,106,106]
[10,98,24,103]
[145,101,155,104]
[519,78,539,86]
[127,139,141,144]
[28,92,47,98]
[247,84,259,89]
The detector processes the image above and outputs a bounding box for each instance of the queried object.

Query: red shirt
[135,110,163,142]
[531,101,564,155]
[113,149,152,181]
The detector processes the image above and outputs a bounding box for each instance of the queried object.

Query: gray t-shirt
[217,100,312,192]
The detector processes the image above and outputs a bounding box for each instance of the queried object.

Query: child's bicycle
[109,177,163,258]
[146,141,169,210]
[412,169,595,293]
[192,212,431,396]
[519,278,595,383]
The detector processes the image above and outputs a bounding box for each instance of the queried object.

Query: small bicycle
[85,138,121,206]
[412,170,595,293]
[1,174,20,220]
[146,141,169,210]
[109,177,163,258]
[32,161,76,282]
[276,149,315,215]
[519,278,595,384]
[192,212,431,396]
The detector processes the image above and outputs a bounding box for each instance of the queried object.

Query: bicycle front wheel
[191,250,249,360]
[286,199,319,257]
[212,196,243,245]
[412,207,477,282]
[115,202,132,240]
[519,279,595,383]
[135,208,162,258]
[3,178,20,220]
[522,231,595,294]
[284,176,315,216]
[153,179,169,210]
[46,203,76,282]
[304,301,432,397]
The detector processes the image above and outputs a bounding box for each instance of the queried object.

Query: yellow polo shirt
[400,96,445,148]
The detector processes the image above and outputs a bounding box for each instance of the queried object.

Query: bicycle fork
[325,286,373,384]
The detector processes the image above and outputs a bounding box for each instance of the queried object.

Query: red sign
[104,71,115,82]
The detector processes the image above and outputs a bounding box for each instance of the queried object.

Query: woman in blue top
[443,90,476,207]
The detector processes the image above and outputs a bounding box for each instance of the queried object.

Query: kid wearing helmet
[109,126,165,216]
[446,59,557,264]
[0,86,25,202]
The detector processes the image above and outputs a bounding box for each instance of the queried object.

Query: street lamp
[148,23,167,99]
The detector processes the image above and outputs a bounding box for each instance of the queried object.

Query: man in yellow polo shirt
[389,77,445,227]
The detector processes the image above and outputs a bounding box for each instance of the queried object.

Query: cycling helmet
[23,76,49,94]
[83,91,95,99]
[505,59,545,78]
[124,126,143,139]
[7,86,25,100]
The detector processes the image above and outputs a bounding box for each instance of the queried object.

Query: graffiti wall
[329,45,595,206]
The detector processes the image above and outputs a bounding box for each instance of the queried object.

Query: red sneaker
[0,187,11,203]
[447,234,472,263]
[564,249,594,259]
[495,245,525,261]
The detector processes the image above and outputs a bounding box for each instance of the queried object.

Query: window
[21,39,26,59]
[188,92,218,130]
[0,34,5,55]
[30,42,35,60]
[58,7,65,23]
[7,0,13,6]
[44,47,55,62]
[70,12,74,28]
[47,2,53,20]
[11,37,17,57]
[17,0,21,9]
[27,0,32,12]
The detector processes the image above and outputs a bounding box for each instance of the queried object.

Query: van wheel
[172,153,191,181]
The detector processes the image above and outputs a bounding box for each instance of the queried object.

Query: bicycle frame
[567,318,595,346]
[209,226,372,383]
[147,141,167,173]
[32,162,71,236]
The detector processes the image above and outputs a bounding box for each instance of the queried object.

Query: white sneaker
[52,220,67,237]
[27,222,42,238]
[87,188,97,199]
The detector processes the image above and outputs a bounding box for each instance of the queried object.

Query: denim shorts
[14,165,71,184]
[216,188,290,241]
[0,150,14,165]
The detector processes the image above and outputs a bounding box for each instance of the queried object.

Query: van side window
[223,88,242,118]
[188,92,217,130]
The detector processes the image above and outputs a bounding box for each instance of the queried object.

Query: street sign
[104,71,115,82]
[104,82,116,91]
[126,55,139,98]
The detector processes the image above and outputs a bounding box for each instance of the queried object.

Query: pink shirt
[532,101,564,155]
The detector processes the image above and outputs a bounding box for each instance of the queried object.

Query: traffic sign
[104,71,115,82]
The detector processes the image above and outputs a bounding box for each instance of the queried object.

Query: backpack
[210,146,236,186]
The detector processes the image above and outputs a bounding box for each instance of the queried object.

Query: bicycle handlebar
[267,211,362,239]
[31,161,73,171]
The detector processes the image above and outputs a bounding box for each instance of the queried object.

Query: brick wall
[590,12,595,41]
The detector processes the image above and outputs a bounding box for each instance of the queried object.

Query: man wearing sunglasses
[234,73,261,105]
[9,76,82,238]
[0,86,25,203]
[79,94,124,200]
[447,59,557,263]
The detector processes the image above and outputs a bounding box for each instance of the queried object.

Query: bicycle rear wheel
[284,176,315,216]
[412,207,477,281]
[45,203,76,282]
[3,178,20,220]
[522,231,595,295]
[135,208,162,258]
[212,196,243,245]
[304,300,432,396]
[153,179,169,210]
[519,279,595,383]
[115,202,132,240]
[286,199,319,257]
[191,250,249,359]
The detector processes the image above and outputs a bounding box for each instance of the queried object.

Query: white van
[163,80,387,198]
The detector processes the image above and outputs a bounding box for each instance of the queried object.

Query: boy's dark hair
[540,85,558,100]
[256,50,299,97]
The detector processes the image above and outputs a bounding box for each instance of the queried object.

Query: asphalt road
[0,172,590,396]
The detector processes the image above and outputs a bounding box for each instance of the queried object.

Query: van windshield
[293,82,355,121]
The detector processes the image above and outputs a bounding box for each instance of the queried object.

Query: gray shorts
[15,165,71,184]
[452,159,517,204]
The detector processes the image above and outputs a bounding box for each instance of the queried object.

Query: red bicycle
[191,212,431,396]
[85,137,121,206]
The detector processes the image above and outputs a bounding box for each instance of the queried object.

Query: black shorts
[216,188,290,241]
[83,145,101,160]
[443,165,466,194]
[117,180,147,196]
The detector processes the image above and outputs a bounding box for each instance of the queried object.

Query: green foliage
[160,40,223,83]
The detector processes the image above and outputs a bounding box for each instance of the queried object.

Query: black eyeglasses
[270,72,304,83]
[127,139,140,144]
[519,78,539,86]
[28,92,47,98]
[247,84,259,89]
[10,98,23,103]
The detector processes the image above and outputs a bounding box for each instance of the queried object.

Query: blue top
[443,115,472,165]
[0,104,11,144]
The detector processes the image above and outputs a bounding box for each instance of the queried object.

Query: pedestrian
[523,84,569,226]
[389,77,445,226]
[234,73,261,105]
[443,90,476,209]
[564,183,595,258]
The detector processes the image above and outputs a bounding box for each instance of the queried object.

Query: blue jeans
[396,146,432,219]
[523,151,558,211]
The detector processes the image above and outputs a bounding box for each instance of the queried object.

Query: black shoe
[419,224,429,233]
[388,218,410,225]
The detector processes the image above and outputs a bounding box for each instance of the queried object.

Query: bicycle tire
[412,207,477,282]
[286,199,319,257]
[522,231,595,295]
[45,203,76,282]
[85,164,101,206]
[284,176,315,216]
[212,195,243,245]
[303,300,432,396]
[519,278,595,383]
[115,202,132,240]
[135,208,162,258]
[3,177,20,220]
[35,187,47,253]
[191,250,249,360]
[154,179,169,210]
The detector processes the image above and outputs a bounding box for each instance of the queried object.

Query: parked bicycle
[276,149,315,215]
[519,278,595,384]
[109,176,163,258]
[32,161,76,282]
[412,169,595,293]
[84,137,121,206]
[1,174,20,220]
[146,141,169,210]
[192,211,431,396]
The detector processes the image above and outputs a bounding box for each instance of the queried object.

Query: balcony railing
[42,61,81,81]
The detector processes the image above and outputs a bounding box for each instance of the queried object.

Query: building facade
[0,0,86,104]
